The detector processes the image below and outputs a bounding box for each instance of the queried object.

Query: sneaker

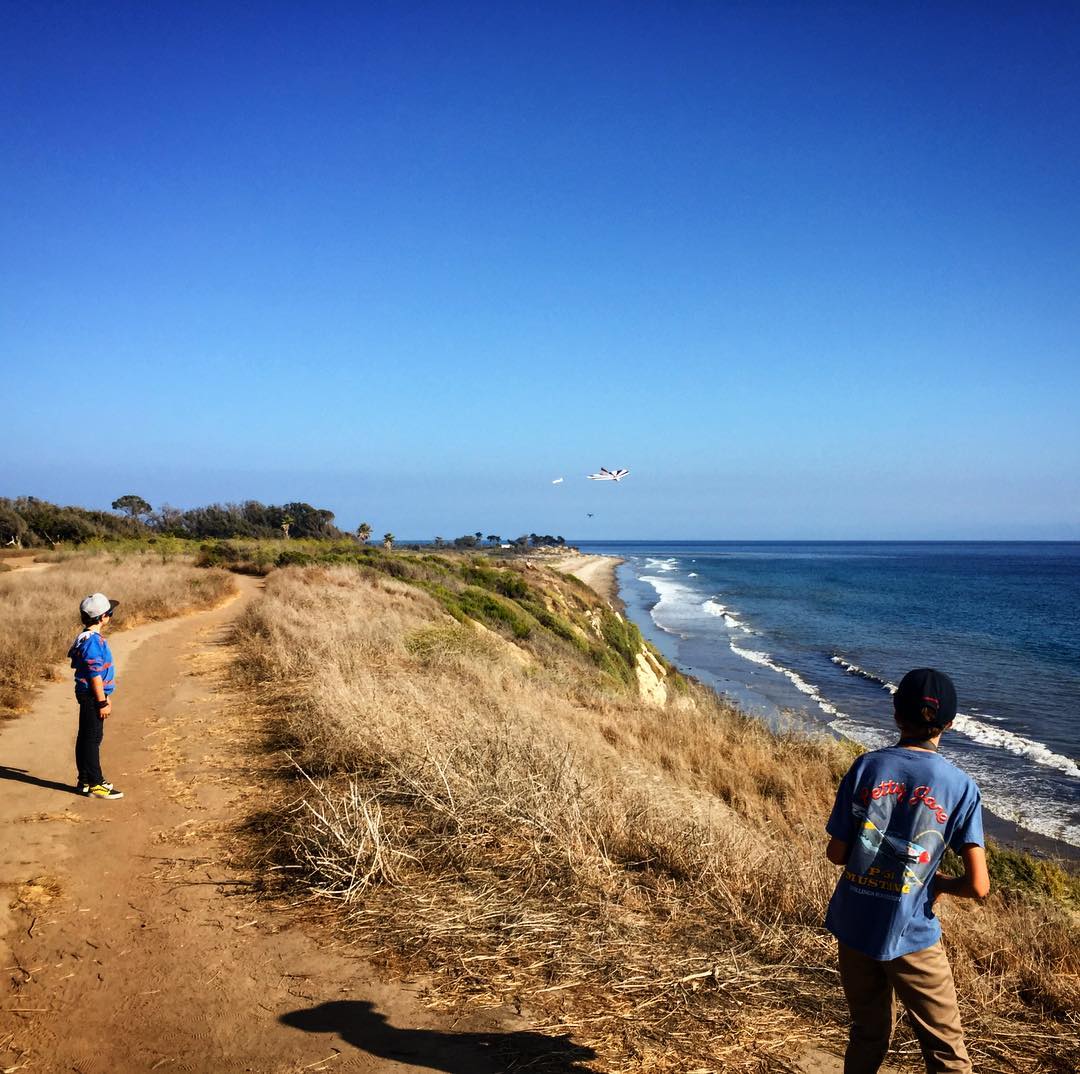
[77,781,113,796]
[88,783,123,800]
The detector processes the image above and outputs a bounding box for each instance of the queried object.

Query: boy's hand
[99,700,112,719]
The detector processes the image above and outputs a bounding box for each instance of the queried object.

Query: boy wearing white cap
[68,592,124,799]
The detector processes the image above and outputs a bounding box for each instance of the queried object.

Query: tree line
[0,495,347,547]
[0,496,565,554]
[434,533,566,549]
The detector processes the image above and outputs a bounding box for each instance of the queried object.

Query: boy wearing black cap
[68,592,124,800]
[825,668,989,1074]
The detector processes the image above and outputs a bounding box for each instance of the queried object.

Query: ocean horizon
[575,540,1080,856]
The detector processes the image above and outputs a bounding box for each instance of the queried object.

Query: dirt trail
[1,556,53,575]
[1,577,585,1074]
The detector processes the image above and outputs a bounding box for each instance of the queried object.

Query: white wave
[830,654,895,692]
[729,641,841,718]
[644,557,679,573]
[977,786,1080,847]
[828,657,1079,779]
[951,714,1080,780]
[638,575,699,637]
[702,598,747,632]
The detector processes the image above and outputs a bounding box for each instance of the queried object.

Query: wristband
[98,698,110,710]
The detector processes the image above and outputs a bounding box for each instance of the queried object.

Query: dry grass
[0,552,235,716]
[234,565,1080,1074]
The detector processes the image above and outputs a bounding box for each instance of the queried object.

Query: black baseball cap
[894,668,957,730]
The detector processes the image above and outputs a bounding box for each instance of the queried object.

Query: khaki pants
[838,940,971,1074]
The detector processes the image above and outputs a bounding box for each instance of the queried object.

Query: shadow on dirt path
[0,764,81,796]
[281,999,600,1073]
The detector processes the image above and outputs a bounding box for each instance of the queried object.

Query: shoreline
[566,551,1079,864]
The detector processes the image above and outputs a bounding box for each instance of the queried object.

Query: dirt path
[1,555,53,575]
[1,577,590,1074]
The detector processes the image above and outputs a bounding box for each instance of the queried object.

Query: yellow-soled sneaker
[89,783,123,800]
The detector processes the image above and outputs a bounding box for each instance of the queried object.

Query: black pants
[75,695,106,786]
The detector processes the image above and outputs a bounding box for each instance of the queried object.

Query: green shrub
[590,643,635,688]
[521,602,589,651]
[938,843,1080,905]
[599,610,642,669]
[277,549,315,568]
[461,563,531,600]
[197,541,243,567]
[457,586,534,639]
[985,845,1080,904]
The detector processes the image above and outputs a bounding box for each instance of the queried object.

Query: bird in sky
[587,468,630,481]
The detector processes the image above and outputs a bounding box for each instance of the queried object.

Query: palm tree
[383,532,395,550]
[356,522,372,544]
[280,514,295,539]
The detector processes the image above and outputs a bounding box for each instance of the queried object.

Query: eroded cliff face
[634,645,668,707]
[584,607,668,707]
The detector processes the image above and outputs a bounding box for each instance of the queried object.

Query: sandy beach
[546,552,623,603]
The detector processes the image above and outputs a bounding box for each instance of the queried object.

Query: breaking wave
[703,598,746,631]
[830,655,1080,780]
[831,654,895,691]
[644,557,679,573]
[728,641,843,718]
[952,714,1080,780]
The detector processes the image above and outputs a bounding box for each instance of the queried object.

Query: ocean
[576,541,1080,853]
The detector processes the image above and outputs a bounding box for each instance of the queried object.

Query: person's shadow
[280,1000,599,1073]
[0,765,79,795]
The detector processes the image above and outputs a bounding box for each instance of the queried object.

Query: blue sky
[4,2,1079,539]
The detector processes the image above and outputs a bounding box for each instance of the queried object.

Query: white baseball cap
[80,593,120,620]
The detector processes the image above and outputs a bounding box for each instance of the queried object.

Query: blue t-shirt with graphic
[68,631,116,697]
[825,746,983,961]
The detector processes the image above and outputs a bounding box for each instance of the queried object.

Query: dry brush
[0,552,235,716]
[233,563,1079,1074]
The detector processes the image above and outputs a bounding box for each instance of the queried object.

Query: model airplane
[587,468,630,481]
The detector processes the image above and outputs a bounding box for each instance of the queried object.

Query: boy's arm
[88,674,111,718]
[82,636,112,718]
[826,837,849,865]
[824,764,858,866]
[933,844,990,901]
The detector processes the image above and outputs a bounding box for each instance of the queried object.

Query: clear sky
[4,2,1079,540]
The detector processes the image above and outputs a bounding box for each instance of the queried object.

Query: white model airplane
[552,477,564,484]
[587,468,630,481]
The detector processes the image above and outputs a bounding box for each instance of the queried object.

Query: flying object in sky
[586,513,594,518]
[552,477,563,484]
[587,468,630,482]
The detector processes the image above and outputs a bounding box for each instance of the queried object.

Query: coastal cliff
[225,545,1079,1074]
